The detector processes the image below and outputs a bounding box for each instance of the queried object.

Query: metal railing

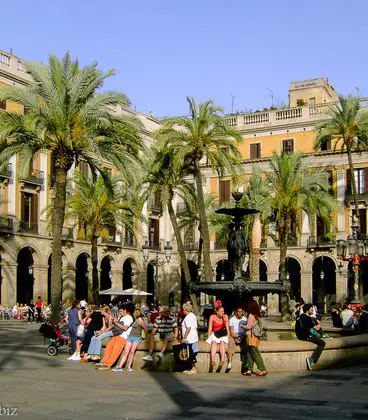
[345,192,368,203]
[19,221,38,234]
[307,235,336,248]
[0,217,14,232]
[148,200,162,212]
[19,168,44,186]
[184,241,198,251]
[124,237,137,247]
[0,163,13,179]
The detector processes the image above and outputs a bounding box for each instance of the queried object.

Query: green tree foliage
[0,52,144,319]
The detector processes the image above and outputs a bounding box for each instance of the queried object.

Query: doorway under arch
[216,259,230,281]
[17,247,34,304]
[312,256,336,314]
[123,259,135,290]
[100,256,112,303]
[75,253,89,300]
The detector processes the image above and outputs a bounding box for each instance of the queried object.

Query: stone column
[300,270,312,303]
[300,210,310,247]
[33,264,48,301]
[111,269,123,289]
[1,261,17,305]
[336,267,347,303]
[336,167,346,237]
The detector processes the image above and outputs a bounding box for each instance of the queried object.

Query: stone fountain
[190,192,283,308]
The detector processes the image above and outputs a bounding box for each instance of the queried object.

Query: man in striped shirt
[143,307,178,362]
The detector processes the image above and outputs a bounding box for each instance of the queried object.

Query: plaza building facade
[1,49,367,314]
[179,78,368,314]
[0,49,179,308]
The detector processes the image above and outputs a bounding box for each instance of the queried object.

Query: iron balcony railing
[345,191,368,203]
[0,216,14,232]
[307,235,336,249]
[19,221,38,234]
[148,200,162,213]
[0,163,13,179]
[19,168,44,186]
[124,237,137,247]
[184,241,198,251]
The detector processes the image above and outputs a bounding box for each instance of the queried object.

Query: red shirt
[36,300,43,309]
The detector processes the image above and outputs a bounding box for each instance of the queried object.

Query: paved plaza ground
[0,321,368,419]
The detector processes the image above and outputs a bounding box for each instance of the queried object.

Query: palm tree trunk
[197,233,203,273]
[278,219,291,318]
[194,161,212,283]
[347,145,360,222]
[50,167,68,321]
[167,199,199,314]
[91,235,100,304]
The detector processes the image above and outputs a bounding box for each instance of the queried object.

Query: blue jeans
[68,324,79,351]
[87,331,113,356]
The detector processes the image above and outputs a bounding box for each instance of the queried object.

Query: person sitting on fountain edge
[295,303,326,371]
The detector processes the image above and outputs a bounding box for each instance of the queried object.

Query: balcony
[184,241,198,251]
[345,191,368,204]
[214,240,227,250]
[19,168,44,187]
[307,235,336,249]
[148,200,162,213]
[176,202,188,213]
[101,237,122,247]
[0,216,14,233]
[124,237,137,248]
[224,97,368,131]
[19,221,38,234]
[0,163,13,180]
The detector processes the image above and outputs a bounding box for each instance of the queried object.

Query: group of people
[0,297,47,322]
[64,298,269,376]
[330,302,368,332]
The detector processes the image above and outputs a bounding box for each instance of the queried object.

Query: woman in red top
[206,306,230,372]
[36,296,43,323]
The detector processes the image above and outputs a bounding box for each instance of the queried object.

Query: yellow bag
[247,333,260,347]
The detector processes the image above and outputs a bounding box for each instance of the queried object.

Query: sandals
[256,371,268,376]
[243,371,252,376]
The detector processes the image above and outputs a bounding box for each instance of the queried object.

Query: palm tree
[67,172,143,304]
[267,151,338,316]
[156,97,243,283]
[315,95,368,222]
[144,144,199,312]
[0,52,144,320]
[241,168,272,281]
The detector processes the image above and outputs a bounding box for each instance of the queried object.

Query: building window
[78,161,89,178]
[320,140,331,151]
[249,143,261,159]
[149,218,160,249]
[282,139,294,154]
[0,101,6,110]
[219,180,231,204]
[352,209,367,235]
[309,98,316,106]
[355,168,366,194]
[20,192,38,232]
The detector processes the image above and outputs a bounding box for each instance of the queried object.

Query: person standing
[35,296,43,323]
[28,300,35,322]
[227,306,247,371]
[243,300,267,376]
[180,303,199,375]
[295,303,326,370]
[66,300,83,356]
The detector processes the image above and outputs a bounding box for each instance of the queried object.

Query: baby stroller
[39,321,70,356]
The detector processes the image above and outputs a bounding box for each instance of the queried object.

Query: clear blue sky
[2,0,367,118]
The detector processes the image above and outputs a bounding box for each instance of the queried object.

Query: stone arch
[216,259,230,281]
[75,252,89,300]
[122,257,139,290]
[17,243,41,266]
[100,255,113,303]
[260,259,268,282]
[16,246,37,304]
[312,255,336,314]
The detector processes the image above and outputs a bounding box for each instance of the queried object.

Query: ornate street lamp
[28,265,33,276]
[141,240,172,306]
[336,216,368,304]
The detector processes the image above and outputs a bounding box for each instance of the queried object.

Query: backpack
[252,319,265,338]
[294,316,304,340]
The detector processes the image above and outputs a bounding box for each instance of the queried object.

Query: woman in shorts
[113,309,148,372]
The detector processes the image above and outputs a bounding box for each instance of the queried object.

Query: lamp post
[336,215,368,304]
[142,240,172,306]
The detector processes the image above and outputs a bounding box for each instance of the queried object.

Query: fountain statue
[190,191,283,307]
